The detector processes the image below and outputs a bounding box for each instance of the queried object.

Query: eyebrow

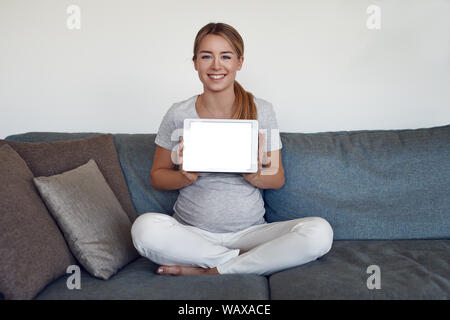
[199,51,234,55]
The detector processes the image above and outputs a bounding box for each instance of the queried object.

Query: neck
[200,85,236,118]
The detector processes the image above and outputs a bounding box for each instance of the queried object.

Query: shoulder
[253,96,278,122]
[159,95,197,127]
[156,95,197,149]
[165,95,197,118]
[253,96,275,111]
[253,96,283,150]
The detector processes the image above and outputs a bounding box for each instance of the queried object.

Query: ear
[237,56,244,71]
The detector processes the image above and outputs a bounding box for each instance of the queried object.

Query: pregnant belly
[173,176,265,232]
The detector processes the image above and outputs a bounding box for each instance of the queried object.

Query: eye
[201,55,211,59]
[222,56,231,60]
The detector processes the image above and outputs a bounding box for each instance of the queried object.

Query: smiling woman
[192,23,256,120]
[130,22,334,277]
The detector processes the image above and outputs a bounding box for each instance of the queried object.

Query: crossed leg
[131,213,241,275]
[131,212,333,276]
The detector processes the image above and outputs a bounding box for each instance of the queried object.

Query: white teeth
[209,74,225,79]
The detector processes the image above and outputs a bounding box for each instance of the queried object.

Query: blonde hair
[192,22,257,120]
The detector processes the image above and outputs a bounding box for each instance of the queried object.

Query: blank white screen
[184,122,253,172]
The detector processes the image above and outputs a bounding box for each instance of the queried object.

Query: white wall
[1,0,449,139]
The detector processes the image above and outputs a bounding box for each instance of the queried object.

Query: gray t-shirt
[155,94,282,233]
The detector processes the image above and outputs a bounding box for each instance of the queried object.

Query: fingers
[181,170,199,182]
[258,132,266,153]
[178,137,184,157]
[258,131,269,169]
[177,137,184,169]
[176,137,199,183]
[258,132,266,171]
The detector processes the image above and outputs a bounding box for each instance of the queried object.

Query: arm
[150,143,199,191]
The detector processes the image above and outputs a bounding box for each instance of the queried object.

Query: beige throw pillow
[33,159,138,280]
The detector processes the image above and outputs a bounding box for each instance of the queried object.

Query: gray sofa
[3,124,449,300]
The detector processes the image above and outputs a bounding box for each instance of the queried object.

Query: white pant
[131,212,333,276]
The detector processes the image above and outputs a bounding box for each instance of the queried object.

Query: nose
[212,57,221,70]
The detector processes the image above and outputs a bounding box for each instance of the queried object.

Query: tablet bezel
[182,118,259,173]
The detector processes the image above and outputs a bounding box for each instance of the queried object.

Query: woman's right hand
[177,137,200,183]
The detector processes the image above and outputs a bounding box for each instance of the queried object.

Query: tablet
[182,118,259,173]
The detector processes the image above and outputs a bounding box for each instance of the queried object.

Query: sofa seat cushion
[269,240,450,300]
[35,258,269,300]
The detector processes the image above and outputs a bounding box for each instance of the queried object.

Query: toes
[157,265,209,276]
[157,266,181,275]
[156,266,165,274]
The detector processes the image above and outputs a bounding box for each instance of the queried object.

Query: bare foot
[157,265,219,276]
[157,250,247,276]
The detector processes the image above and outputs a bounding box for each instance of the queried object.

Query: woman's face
[194,34,244,93]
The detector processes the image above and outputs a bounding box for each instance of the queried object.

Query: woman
[131,22,333,276]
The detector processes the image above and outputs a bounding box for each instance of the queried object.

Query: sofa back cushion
[264,125,450,240]
[0,144,76,299]
[7,126,449,241]
[5,132,178,216]
[113,134,179,214]
[1,134,138,223]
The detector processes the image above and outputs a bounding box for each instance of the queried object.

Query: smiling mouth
[208,74,226,80]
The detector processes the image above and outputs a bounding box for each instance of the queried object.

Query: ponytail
[232,81,257,120]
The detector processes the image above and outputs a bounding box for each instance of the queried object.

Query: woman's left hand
[242,131,266,186]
